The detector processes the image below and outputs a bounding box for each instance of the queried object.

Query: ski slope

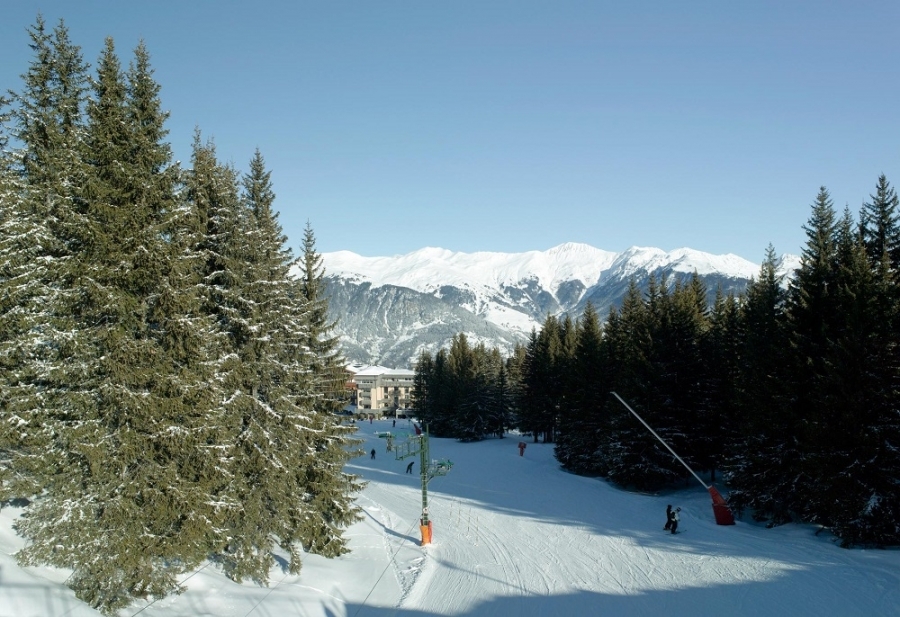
[2,418,899,616]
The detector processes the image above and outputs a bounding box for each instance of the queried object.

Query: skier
[664,504,673,531]
[371,448,376,460]
[406,461,415,474]
[669,507,681,534]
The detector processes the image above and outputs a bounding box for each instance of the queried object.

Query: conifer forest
[414,180,900,549]
[0,17,362,614]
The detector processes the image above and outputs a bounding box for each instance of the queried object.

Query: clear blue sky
[3,2,898,261]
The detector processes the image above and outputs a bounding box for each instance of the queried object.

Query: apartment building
[346,363,415,415]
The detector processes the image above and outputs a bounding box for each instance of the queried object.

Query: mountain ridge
[304,243,800,367]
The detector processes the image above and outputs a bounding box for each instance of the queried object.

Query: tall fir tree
[554,302,607,474]
[188,139,363,583]
[15,15,89,195]
[1,15,91,501]
[860,174,900,270]
[517,316,562,443]
[781,187,840,523]
[602,279,668,489]
[412,350,435,423]
[503,342,527,432]
[704,285,742,478]
[491,347,512,438]
[2,20,371,612]
[725,245,794,522]
[0,99,37,498]
[294,219,347,413]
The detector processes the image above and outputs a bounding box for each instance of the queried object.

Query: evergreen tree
[15,15,89,194]
[1,15,88,498]
[601,280,668,489]
[1,18,91,503]
[12,38,226,613]
[427,348,454,435]
[294,219,347,413]
[412,350,435,423]
[670,274,715,480]
[491,348,512,438]
[860,174,900,270]
[517,316,562,443]
[2,20,370,611]
[599,274,712,490]
[781,187,840,522]
[725,245,794,522]
[503,342,527,432]
[704,286,742,476]
[805,208,900,544]
[0,103,37,498]
[446,333,479,439]
[188,137,364,583]
[555,302,606,474]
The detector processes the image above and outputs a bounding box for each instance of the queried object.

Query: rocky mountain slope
[307,243,799,368]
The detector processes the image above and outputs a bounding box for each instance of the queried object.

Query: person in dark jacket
[406,461,415,474]
[664,504,673,530]
[371,448,376,460]
[669,507,681,534]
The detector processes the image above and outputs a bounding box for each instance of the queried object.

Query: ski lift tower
[395,425,453,545]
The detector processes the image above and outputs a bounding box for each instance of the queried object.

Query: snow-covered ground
[2,418,898,616]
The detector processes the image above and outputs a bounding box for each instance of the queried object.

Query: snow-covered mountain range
[312,243,800,368]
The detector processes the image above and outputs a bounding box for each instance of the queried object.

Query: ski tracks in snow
[357,495,428,609]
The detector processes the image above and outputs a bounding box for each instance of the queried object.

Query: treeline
[413,181,900,547]
[412,334,519,440]
[0,18,362,614]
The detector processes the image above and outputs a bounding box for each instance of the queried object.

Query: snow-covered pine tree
[243,151,362,571]
[242,154,363,560]
[188,141,363,582]
[0,16,89,503]
[295,221,348,414]
[0,99,36,499]
[14,38,227,613]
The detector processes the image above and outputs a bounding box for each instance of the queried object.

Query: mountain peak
[319,243,800,366]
